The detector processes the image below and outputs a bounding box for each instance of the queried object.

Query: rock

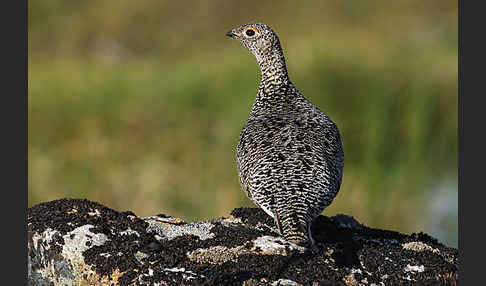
[28,198,458,285]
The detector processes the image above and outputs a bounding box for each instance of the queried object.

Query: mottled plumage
[227,23,344,246]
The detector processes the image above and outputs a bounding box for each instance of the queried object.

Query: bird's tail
[277,209,314,247]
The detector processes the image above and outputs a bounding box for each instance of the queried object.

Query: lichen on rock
[28,198,458,285]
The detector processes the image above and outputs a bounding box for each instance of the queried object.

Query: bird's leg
[273,208,283,236]
[307,221,315,246]
[307,220,323,254]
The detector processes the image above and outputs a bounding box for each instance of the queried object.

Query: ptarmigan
[227,23,344,247]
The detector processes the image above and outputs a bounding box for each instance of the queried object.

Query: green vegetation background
[28,1,458,246]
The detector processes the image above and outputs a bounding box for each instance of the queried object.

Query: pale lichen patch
[187,245,248,264]
[62,225,109,257]
[120,228,140,237]
[60,225,110,284]
[271,278,302,286]
[163,267,203,280]
[31,228,59,251]
[222,215,243,225]
[402,241,440,254]
[187,235,306,265]
[404,264,425,273]
[252,235,305,255]
[145,217,215,241]
[87,209,101,217]
[135,251,149,262]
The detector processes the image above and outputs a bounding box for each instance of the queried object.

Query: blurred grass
[28,1,457,246]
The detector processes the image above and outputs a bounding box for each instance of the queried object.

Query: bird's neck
[257,47,291,95]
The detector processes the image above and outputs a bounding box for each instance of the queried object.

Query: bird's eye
[245,29,256,37]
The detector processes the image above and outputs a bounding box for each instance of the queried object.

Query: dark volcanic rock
[28,199,458,285]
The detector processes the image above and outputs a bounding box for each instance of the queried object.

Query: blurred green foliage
[28,1,457,246]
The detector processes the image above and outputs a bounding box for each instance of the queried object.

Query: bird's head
[226,23,282,63]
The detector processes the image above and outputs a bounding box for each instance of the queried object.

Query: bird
[226,23,344,247]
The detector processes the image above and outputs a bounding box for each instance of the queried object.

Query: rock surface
[28,199,458,285]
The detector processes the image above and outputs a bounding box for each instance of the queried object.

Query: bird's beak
[226,30,234,38]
